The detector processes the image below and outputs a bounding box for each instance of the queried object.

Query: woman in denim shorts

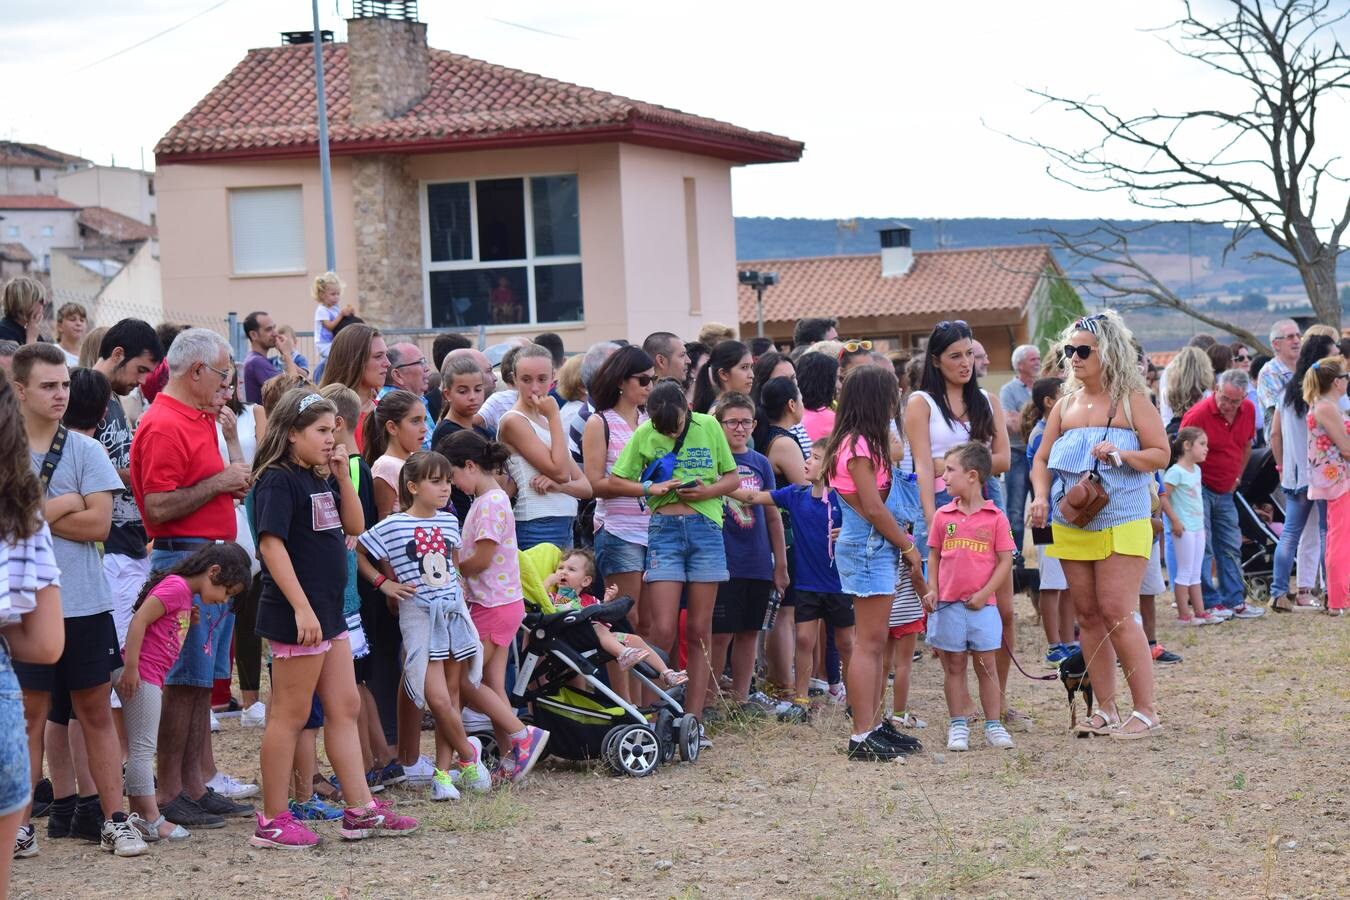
[823,367,927,761]
[0,369,67,868]
[582,346,657,631]
[610,381,740,725]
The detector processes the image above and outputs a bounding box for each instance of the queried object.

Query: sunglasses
[935,319,969,331]
[838,340,873,359]
[627,374,655,387]
[1233,353,1250,362]
[1062,344,1094,360]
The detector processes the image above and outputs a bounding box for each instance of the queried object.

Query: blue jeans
[1004,451,1029,557]
[0,640,29,816]
[1271,488,1327,597]
[1201,488,1244,609]
[514,515,574,552]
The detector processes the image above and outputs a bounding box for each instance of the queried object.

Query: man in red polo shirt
[1180,369,1264,619]
[131,328,253,829]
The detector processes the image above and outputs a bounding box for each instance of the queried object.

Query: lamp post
[312,0,336,271]
[738,269,779,338]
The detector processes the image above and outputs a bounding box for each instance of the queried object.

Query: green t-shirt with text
[611,413,737,526]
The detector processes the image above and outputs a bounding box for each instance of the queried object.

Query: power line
[487,17,578,40]
[76,0,238,72]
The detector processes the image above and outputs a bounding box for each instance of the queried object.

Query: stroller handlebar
[524,595,635,632]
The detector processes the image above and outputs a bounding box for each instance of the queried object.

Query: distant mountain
[734,216,1346,307]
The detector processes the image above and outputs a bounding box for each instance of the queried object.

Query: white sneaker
[209,711,220,733]
[431,769,460,801]
[100,815,149,857]
[1209,606,1235,619]
[402,755,436,784]
[457,737,492,793]
[13,823,37,859]
[946,720,970,752]
[1232,604,1266,619]
[985,722,1015,750]
[240,701,266,727]
[892,711,927,729]
[827,682,847,705]
[207,771,259,800]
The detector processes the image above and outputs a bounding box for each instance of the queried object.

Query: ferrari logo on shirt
[945,523,957,536]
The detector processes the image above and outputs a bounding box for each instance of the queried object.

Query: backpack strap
[38,424,67,492]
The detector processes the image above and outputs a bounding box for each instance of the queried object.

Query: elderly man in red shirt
[131,328,254,830]
[1179,368,1265,619]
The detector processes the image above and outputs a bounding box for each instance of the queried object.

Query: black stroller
[1235,448,1281,602]
[510,595,700,777]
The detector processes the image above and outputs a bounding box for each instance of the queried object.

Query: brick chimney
[347,1,428,125]
[346,0,428,328]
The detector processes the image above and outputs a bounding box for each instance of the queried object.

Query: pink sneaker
[507,726,551,783]
[339,799,419,840]
[250,811,320,850]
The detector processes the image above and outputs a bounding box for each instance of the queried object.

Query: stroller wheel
[601,725,625,764]
[655,709,676,764]
[677,714,700,763]
[606,724,661,777]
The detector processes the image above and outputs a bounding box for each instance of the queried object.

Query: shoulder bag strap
[1092,399,1119,476]
[671,413,692,456]
[38,424,67,491]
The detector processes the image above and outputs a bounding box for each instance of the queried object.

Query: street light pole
[738,269,779,341]
[756,284,765,338]
[312,0,336,271]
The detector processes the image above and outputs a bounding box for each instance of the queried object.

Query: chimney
[879,225,913,277]
[347,0,428,126]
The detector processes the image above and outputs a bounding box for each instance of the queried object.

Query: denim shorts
[645,512,728,583]
[0,640,31,816]
[926,602,1002,653]
[835,502,899,597]
[515,515,575,552]
[594,527,647,578]
[154,547,236,688]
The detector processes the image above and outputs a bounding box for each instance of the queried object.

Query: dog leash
[926,603,1058,682]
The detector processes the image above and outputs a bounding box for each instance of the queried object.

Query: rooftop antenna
[835,218,857,255]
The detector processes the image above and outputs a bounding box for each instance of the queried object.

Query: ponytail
[134,542,252,612]
[362,389,421,465]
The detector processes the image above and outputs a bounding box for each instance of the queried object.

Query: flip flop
[1110,709,1163,741]
[1074,708,1118,736]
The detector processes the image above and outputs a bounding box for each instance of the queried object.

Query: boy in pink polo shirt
[922,442,1016,753]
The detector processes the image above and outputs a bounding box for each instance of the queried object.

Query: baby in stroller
[544,549,688,699]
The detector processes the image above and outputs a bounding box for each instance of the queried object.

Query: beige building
[57,166,157,229]
[0,142,89,197]
[153,4,801,348]
[0,196,81,273]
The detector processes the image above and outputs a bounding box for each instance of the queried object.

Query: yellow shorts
[1047,518,1153,561]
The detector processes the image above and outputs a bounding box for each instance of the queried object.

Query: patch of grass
[1232,772,1247,790]
[413,788,527,833]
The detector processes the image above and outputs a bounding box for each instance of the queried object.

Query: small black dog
[1059,649,1093,735]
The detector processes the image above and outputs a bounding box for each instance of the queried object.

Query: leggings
[234,574,263,693]
[117,675,163,797]
[1172,528,1206,587]
[1328,493,1350,611]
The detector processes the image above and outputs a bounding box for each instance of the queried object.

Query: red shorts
[889,617,925,640]
[470,600,525,647]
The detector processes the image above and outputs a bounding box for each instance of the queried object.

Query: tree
[1031,275,1087,353]
[1023,1,1350,331]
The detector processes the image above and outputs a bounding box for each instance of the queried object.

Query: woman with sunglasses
[582,346,658,630]
[904,320,1019,726]
[1029,311,1169,739]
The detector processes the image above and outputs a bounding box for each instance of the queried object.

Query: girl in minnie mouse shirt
[357,451,491,799]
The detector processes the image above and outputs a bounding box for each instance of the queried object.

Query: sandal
[617,647,649,671]
[1295,591,1322,611]
[1111,709,1164,740]
[1074,708,1119,736]
[134,814,190,842]
[1271,594,1295,614]
[661,669,689,687]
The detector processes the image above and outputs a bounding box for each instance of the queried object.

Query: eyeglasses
[627,374,655,387]
[838,340,872,360]
[393,358,429,371]
[1337,374,1350,383]
[1274,333,1301,342]
[1062,344,1094,360]
[720,418,754,430]
[202,362,233,382]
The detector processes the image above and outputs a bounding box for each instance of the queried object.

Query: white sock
[510,728,528,743]
[851,732,871,742]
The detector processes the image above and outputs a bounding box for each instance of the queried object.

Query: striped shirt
[1047,425,1152,530]
[1,522,59,624]
[890,559,923,628]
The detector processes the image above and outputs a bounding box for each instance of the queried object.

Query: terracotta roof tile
[155,44,802,164]
[77,206,157,243]
[0,142,89,169]
[738,245,1060,325]
[0,242,33,264]
[0,195,79,210]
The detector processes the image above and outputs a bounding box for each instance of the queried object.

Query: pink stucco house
[153,3,802,347]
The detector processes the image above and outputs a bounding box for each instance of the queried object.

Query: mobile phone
[1031,525,1054,546]
[677,479,700,490]
[1107,451,1123,467]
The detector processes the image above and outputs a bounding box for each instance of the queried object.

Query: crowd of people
[0,269,1343,878]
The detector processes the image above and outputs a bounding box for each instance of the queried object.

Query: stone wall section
[346,17,428,125]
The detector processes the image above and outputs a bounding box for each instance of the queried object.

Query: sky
[0,0,1323,220]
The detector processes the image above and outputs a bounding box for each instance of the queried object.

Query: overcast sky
[0,0,1298,219]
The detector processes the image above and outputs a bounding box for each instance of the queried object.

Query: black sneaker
[1153,647,1183,665]
[70,796,102,842]
[873,719,923,754]
[847,732,903,761]
[161,793,226,830]
[45,795,75,838]
[194,787,254,818]
[31,778,53,818]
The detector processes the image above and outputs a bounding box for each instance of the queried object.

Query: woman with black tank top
[756,376,807,688]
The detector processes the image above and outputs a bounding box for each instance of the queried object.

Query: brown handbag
[1057,399,1117,528]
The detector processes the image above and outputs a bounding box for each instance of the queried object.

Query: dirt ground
[11,600,1349,899]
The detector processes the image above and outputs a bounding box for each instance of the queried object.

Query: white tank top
[500,409,579,521]
[914,389,991,457]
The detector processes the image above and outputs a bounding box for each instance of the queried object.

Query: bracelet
[642,480,652,497]
[372,575,387,589]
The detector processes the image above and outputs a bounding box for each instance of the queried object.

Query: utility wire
[76,0,237,72]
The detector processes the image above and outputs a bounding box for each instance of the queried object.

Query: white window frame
[419,173,582,328]
[227,185,306,276]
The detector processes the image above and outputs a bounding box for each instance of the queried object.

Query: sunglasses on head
[838,340,872,359]
[627,373,654,387]
[1062,344,1094,360]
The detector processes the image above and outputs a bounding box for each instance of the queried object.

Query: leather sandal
[1074,708,1118,736]
[1271,594,1295,613]
[1111,709,1164,740]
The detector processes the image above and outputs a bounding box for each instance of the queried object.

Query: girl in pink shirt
[115,543,252,841]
